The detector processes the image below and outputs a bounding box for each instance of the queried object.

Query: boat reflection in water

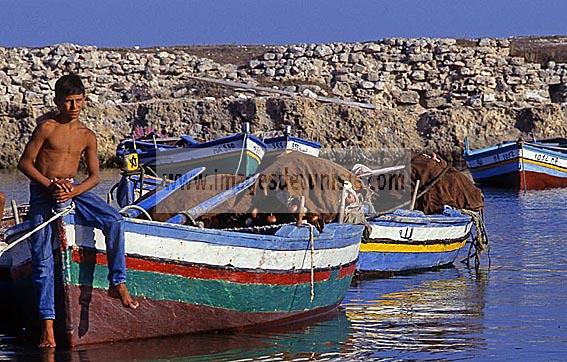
[33,311,351,362]
[343,267,488,359]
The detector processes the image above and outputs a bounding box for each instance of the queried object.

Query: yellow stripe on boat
[360,239,467,253]
[522,158,567,173]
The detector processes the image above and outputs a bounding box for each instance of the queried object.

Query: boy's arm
[18,123,54,188]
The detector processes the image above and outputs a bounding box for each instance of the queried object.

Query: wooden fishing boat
[63,310,350,361]
[359,207,473,274]
[263,126,321,159]
[464,138,567,190]
[3,215,363,346]
[117,125,266,178]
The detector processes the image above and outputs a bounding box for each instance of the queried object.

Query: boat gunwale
[264,135,322,149]
[465,139,567,160]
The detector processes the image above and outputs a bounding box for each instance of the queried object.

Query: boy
[18,74,138,348]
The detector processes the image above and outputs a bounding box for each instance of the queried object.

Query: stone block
[314,44,333,57]
[352,64,366,73]
[397,90,420,104]
[407,53,433,63]
[410,70,425,81]
[423,97,446,108]
[359,80,375,89]
[509,57,525,66]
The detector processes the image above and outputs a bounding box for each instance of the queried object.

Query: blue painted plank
[166,174,260,224]
[124,167,205,218]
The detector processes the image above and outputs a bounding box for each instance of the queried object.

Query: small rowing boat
[359,207,473,274]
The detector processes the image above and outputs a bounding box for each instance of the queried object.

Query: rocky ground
[1,36,567,168]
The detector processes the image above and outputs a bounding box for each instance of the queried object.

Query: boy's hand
[53,188,76,203]
[48,178,74,193]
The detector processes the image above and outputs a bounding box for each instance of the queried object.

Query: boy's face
[55,93,85,121]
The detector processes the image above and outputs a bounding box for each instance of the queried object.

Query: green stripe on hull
[69,261,351,312]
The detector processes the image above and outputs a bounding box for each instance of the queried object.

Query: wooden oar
[167,174,259,224]
[121,167,205,218]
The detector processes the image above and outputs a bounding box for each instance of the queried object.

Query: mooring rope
[224,220,317,302]
[234,132,248,176]
[118,204,153,220]
[460,208,490,270]
[0,203,75,254]
[308,223,315,303]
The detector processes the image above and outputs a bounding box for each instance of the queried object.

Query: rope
[460,209,490,270]
[308,223,315,302]
[0,203,75,255]
[180,211,204,228]
[119,205,153,220]
[234,132,248,176]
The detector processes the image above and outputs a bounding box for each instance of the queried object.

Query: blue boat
[359,207,473,273]
[263,126,321,159]
[117,124,266,178]
[464,138,567,190]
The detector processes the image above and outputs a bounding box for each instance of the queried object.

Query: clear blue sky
[1,0,566,47]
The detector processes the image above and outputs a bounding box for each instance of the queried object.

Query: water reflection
[342,267,487,359]
[3,176,567,360]
[4,311,351,362]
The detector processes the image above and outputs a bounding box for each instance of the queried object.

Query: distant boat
[359,207,473,274]
[116,123,266,178]
[3,214,363,347]
[263,125,321,159]
[464,138,567,190]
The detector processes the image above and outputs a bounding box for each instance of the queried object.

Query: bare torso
[34,119,92,179]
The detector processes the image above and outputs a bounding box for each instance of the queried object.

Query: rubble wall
[1,38,567,167]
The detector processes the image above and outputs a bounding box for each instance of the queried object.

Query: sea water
[1,170,567,361]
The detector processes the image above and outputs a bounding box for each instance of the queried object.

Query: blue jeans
[28,183,127,320]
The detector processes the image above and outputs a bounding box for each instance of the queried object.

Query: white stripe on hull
[368,223,471,242]
[267,140,320,157]
[467,145,567,171]
[67,224,359,270]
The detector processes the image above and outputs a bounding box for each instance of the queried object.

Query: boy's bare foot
[39,319,56,348]
[108,283,139,309]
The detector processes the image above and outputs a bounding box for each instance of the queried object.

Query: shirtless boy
[18,74,138,348]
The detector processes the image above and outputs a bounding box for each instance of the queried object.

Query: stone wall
[1,38,567,168]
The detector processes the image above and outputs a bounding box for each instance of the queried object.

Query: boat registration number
[213,142,236,155]
[534,153,559,165]
[491,150,516,163]
[124,153,139,171]
[251,144,263,155]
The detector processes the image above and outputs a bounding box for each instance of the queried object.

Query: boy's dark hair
[54,74,85,100]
